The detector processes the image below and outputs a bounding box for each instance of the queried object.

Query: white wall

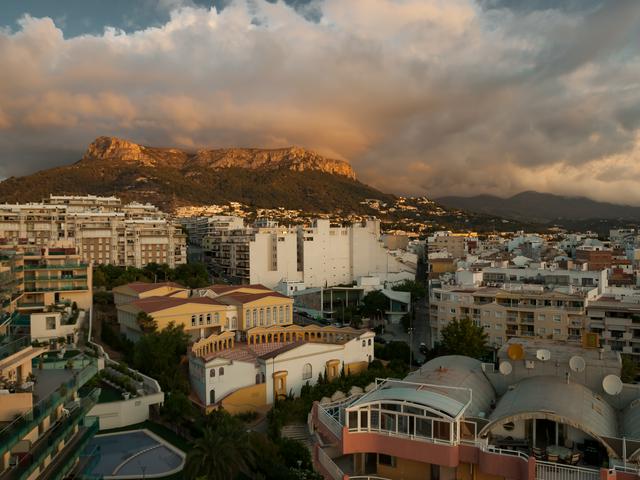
[88,392,164,430]
[249,231,302,288]
[203,358,261,406]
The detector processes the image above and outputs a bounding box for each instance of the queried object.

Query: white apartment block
[180,215,244,246]
[0,195,187,268]
[204,218,414,289]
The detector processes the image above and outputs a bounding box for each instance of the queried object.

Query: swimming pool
[84,429,185,478]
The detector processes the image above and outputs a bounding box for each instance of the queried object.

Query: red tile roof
[201,341,306,362]
[125,281,185,293]
[132,295,226,313]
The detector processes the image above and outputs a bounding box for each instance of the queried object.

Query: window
[231,317,237,329]
[495,324,502,329]
[219,367,225,376]
[554,328,561,335]
[253,309,257,327]
[279,306,284,323]
[199,314,204,325]
[46,316,56,330]
[285,305,290,322]
[378,454,396,467]
[538,327,546,334]
[260,309,264,325]
[191,315,196,327]
[495,311,503,318]
[554,315,561,323]
[503,421,515,431]
[266,308,271,324]
[246,309,250,326]
[539,314,546,321]
[214,312,220,323]
[449,308,456,314]
[210,369,215,378]
[206,314,211,325]
[368,339,372,346]
[362,340,366,347]
[302,363,312,380]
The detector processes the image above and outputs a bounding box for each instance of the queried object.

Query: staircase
[282,423,313,450]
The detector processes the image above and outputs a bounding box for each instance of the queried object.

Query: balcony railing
[45,416,99,480]
[535,460,599,480]
[1,389,100,480]
[317,447,345,480]
[0,360,97,458]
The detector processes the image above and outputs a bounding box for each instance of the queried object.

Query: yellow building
[116,283,294,341]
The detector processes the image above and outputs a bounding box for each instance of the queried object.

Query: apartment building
[204,218,413,289]
[585,288,640,358]
[0,195,186,268]
[180,215,244,247]
[429,285,587,348]
[0,337,99,479]
[428,231,478,258]
[310,338,640,480]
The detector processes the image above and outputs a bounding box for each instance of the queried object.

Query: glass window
[214,312,220,323]
[46,316,56,330]
[219,367,224,376]
[285,305,290,322]
[199,314,204,325]
[302,363,312,380]
[191,315,196,327]
[210,369,215,378]
[206,314,211,325]
[279,306,284,323]
[260,309,264,325]
[266,308,271,324]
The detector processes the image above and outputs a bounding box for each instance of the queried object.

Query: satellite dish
[507,343,524,361]
[499,361,513,375]
[536,349,551,361]
[602,374,623,396]
[569,355,586,372]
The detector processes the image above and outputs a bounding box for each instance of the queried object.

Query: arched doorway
[209,389,215,405]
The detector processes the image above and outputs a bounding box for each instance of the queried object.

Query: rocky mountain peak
[79,136,356,179]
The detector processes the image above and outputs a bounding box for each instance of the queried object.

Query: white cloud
[0,0,639,204]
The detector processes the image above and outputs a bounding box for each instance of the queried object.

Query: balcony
[0,389,100,480]
[0,361,97,459]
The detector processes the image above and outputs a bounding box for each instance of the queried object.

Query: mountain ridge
[437,191,640,223]
[0,136,387,212]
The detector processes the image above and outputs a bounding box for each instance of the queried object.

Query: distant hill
[0,136,393,212]
[437,191,640,223]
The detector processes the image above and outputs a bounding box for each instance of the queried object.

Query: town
[2,194,640,479]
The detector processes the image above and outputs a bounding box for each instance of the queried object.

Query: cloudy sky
[1,0,639,204]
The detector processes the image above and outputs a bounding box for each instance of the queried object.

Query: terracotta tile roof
[205,283,270,294]
[201,341,306,362]
[125,281,185,293]
[218,291,290,304]
[132,295,226,313]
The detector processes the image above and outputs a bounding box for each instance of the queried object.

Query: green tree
[392,280,426,301]
[622,354,637,383]
[440,317,488,359]
[360,290,388,320]
[185,411,254,480]
[136,311,157,333]
[132,322,189,392]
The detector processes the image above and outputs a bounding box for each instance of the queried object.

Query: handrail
[317,447,345,480]
[317,404,344,440]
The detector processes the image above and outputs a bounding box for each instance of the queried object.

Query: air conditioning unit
[525,360,535,369]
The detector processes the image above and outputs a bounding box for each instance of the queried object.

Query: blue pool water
[85,429,184,478]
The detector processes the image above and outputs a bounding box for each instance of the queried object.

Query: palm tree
[184,413,254,479]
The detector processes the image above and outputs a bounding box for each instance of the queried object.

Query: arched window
[219,367,225,376]
[210,369,215,377]
[362,340,366,347]
[266,308,271,324]
[214,312,220,324]
[245,310,250,327]
[252,309,257,327]
[206,314,211,325]
[191,315,196,326]
[285,305,290,322]
[279,306,284,323]
[199,314,204,325]
[231,317,237,329]
[368,339,372,346]
[209,389,215,404]
[302,363,312,380]
[260,309,264,326]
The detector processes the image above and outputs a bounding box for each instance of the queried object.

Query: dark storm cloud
[0,0,639,204]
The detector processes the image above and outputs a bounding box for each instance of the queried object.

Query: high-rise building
[0,195,187,268]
